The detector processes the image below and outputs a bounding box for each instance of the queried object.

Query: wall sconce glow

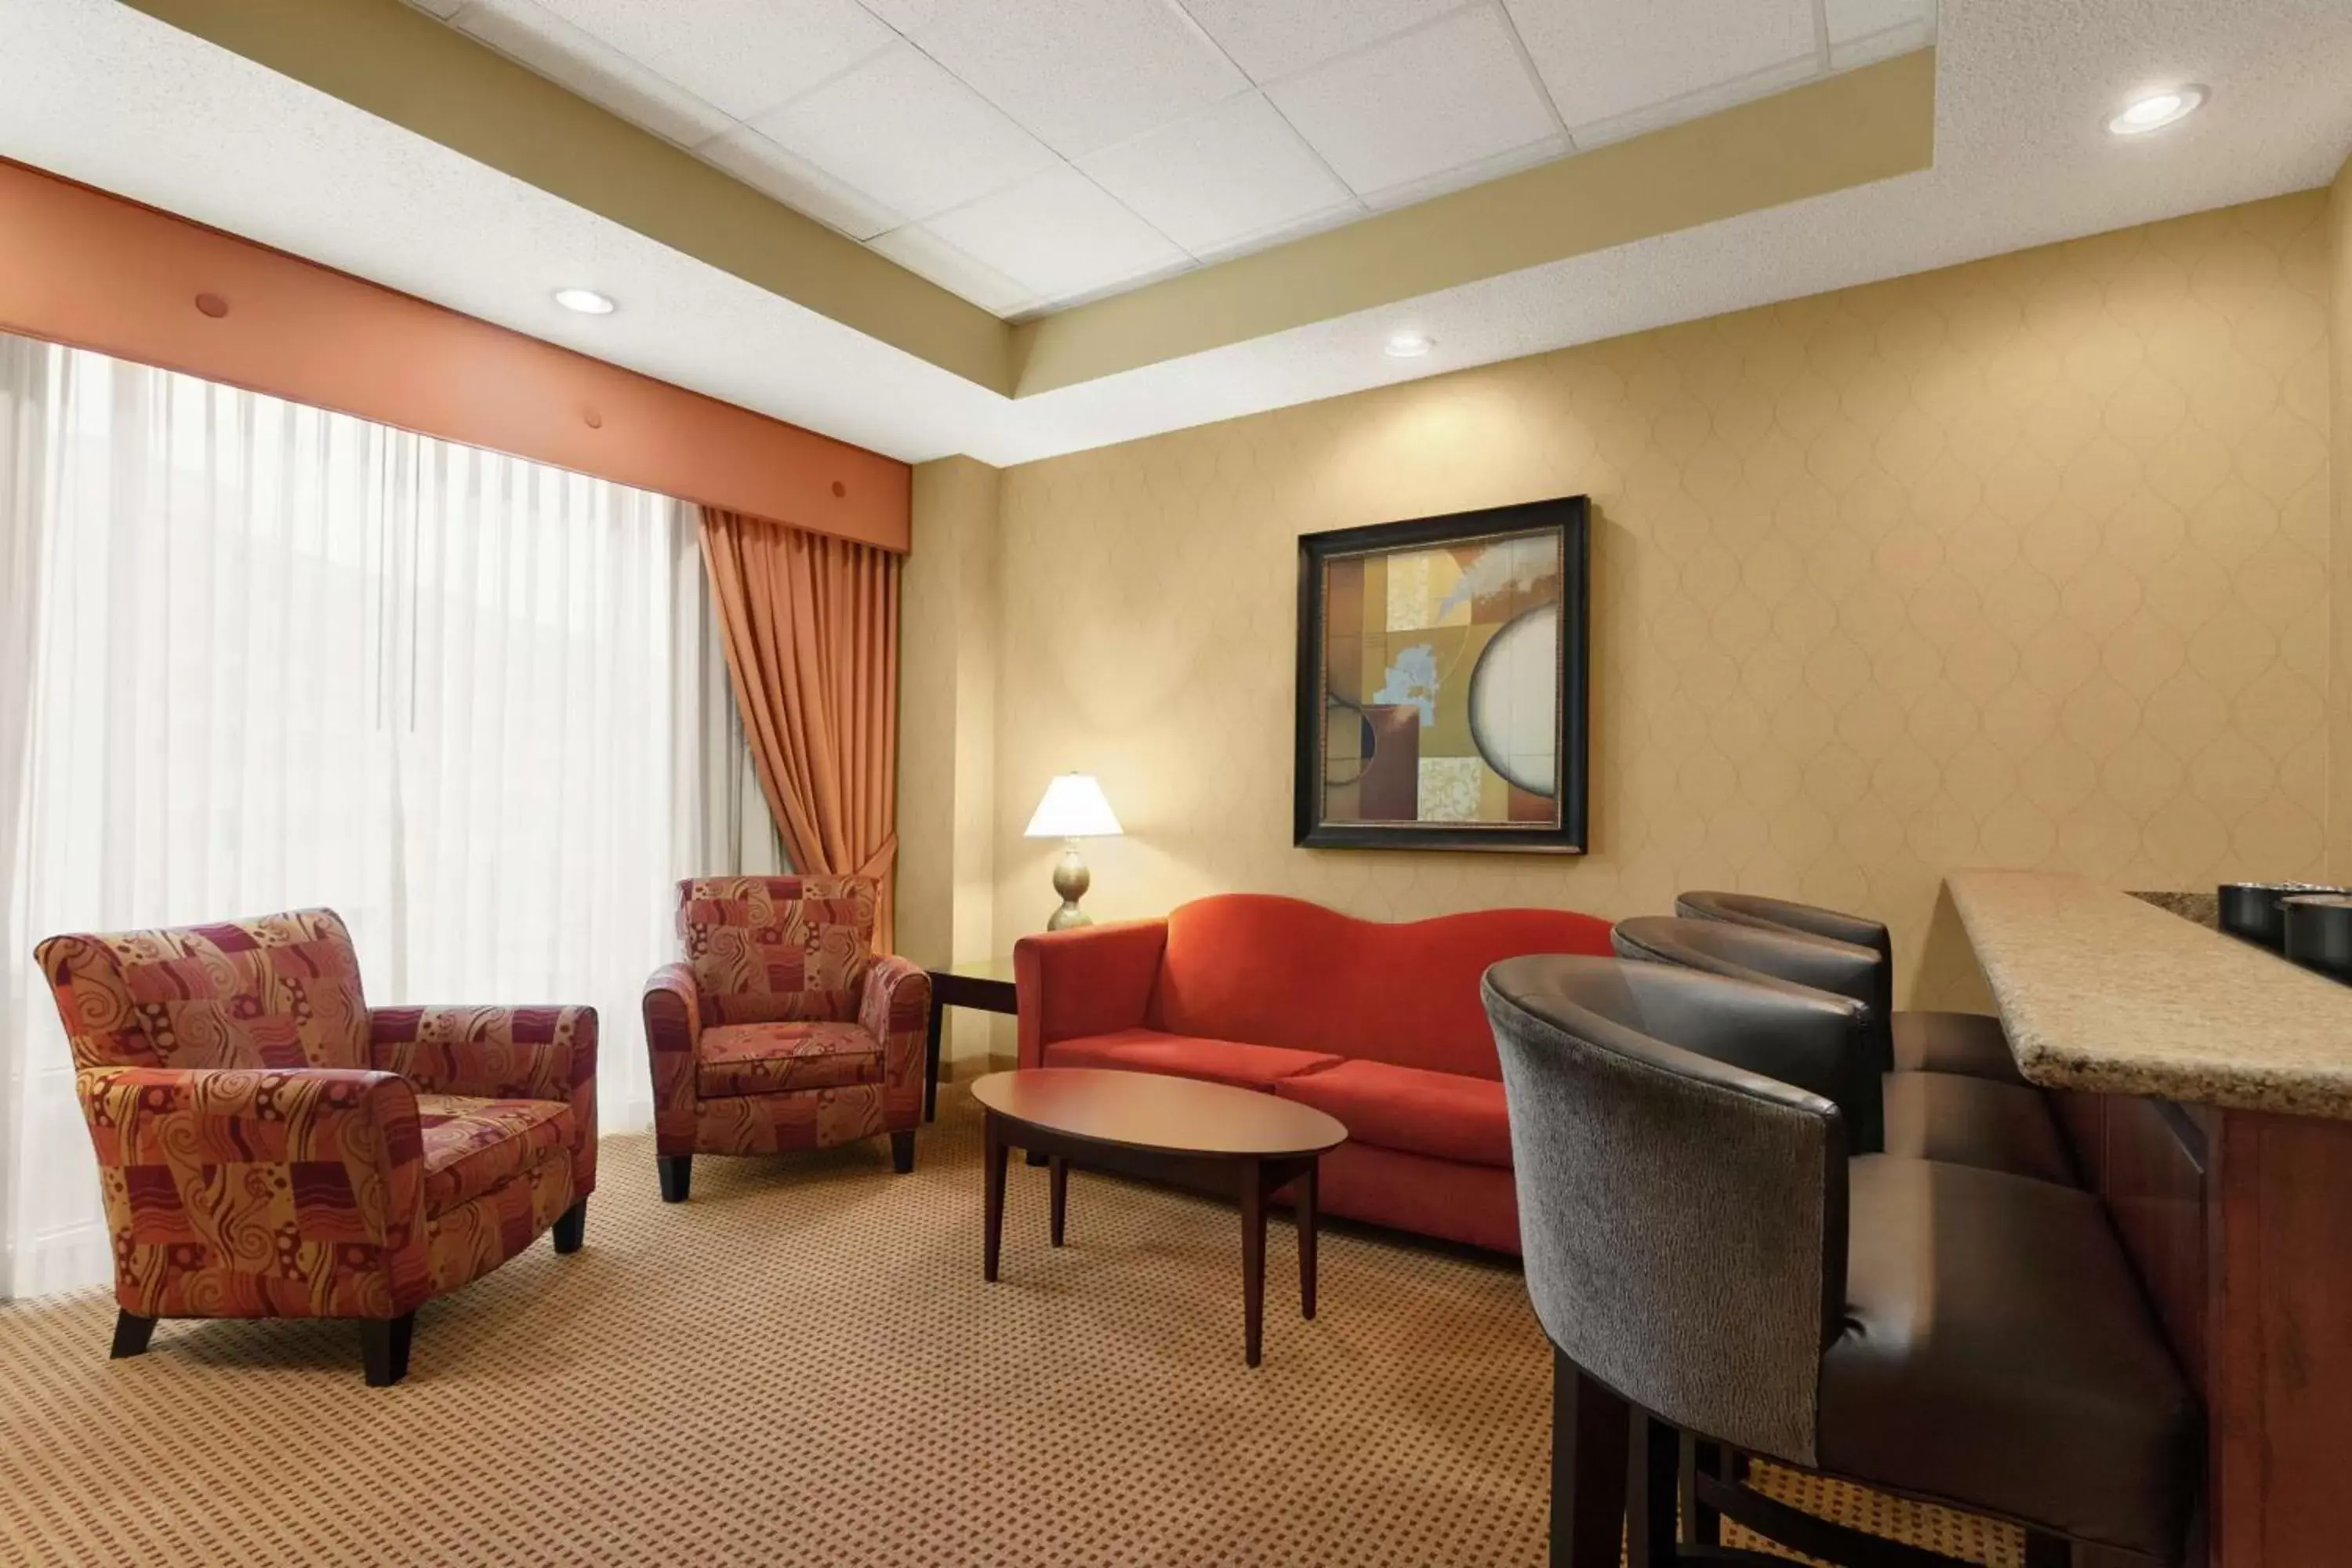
[1384,330,1436,359]
[554,287,617,315]
[2107,85,2205,136]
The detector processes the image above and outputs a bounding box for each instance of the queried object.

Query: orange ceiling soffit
[0,158,911,550]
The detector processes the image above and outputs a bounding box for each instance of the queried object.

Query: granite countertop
[1946,869,2352,1120]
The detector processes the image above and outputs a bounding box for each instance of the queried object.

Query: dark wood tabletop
[971,1068,1347,1157]
[973,1067,1349,1366]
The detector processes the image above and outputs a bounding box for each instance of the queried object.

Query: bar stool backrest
[1483,954,1849,1467]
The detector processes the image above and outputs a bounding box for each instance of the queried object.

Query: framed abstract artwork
[1293,496,1590,853]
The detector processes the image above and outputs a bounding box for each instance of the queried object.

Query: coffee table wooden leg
[983,1112,1007,1283]
[1049,1156,1068,1247]
[1241,1159,1265,1367]
[1299,1160,1319,1320]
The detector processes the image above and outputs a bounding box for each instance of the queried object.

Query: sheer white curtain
[0,333,777,1298]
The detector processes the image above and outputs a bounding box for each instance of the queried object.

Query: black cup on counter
[2282,895,2352,983]
[2218,881,2350,950]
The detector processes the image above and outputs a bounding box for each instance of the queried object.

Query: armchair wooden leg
[891,1130,915,1174]
[657,1154,691,1203]
[110,1311,157,1359]
[552,1199,587,1254]
[360,1312,415,1388]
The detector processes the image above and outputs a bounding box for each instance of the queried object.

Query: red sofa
[1014,893,1615,1254]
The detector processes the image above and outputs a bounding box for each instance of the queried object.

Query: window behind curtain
[0,333,777,1298]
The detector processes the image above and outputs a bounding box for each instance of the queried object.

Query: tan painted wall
[992,192,2336,1009]
[2330,154,2352,879]
[898,456,1004,1068]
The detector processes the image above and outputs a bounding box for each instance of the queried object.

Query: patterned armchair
[34,909,595,1386]
[643,876,929,1201]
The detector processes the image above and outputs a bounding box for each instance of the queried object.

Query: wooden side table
[923,957,1016,1122]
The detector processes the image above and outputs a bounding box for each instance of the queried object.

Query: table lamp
[1024,773,1123,930]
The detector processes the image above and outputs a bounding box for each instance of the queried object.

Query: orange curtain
[699,506,902,951]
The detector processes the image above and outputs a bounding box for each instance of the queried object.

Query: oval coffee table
[971,1068,1348,1367]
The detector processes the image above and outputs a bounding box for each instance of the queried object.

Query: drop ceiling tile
[450,0,733,148]
[866,224,1039,315]
[898,0,1249,158]
[1174,0,1467,82]
[404,0,468,18]
[699,125,904,238]
[529,0,895,122]
[1077,91,1355,255]
[920,165,1191,304]
[1265,5,1559,198]
[1504,0,1818,135]
[1826,0,1938,67]
[855,0,943,29]
[747,42,1058,223]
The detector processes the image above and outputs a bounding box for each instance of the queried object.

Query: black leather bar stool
[1675,890,2022,1084]
[1483,955,2197,1568]
[1612,915,2076,1187]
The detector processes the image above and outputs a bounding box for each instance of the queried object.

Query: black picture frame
[1293,495,1591,853]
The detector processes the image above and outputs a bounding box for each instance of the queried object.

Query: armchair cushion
[372,1003,598,1198]
[678,876,877,1025]
[418,1095,574,1214]
[696,1022,882,1097]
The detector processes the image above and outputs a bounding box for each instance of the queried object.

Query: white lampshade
[1025,773,1123,839]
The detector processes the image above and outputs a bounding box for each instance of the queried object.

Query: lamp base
[1047,841,1093,931]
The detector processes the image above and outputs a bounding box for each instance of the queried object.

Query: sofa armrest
[861,955,932,1128]
[77,1064,433,1317]
[1014,920,1170,1069]
[370,1004,598,1196]
[644,962,702,1154]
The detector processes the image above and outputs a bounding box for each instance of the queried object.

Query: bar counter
[1946,870,2352,1568]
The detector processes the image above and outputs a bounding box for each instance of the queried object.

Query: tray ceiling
[402,0,1936,319]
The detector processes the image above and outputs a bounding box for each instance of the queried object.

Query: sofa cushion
[418,1094,572,1214]
[698,1021,882,1098]
[1152,894,1614,1077]
[1273,1058,1512,1168]
[1043,1028,1341,1090]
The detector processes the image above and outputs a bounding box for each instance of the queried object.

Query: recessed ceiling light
[2107,85,2205,136]
[1385,330,1435,359]
[554,287,617,316]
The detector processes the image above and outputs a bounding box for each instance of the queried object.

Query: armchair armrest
[369,1004,592,1101]
[370,1004,599,1196]
[1014,919,1169,1069]
[77,1064,432,1318]
[861,955,931,1127]
[644,962,702,1153]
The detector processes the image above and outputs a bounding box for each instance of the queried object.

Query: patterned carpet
[0,1092,2017,1566]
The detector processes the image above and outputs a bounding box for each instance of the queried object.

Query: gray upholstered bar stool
[1484,955,2196,1568]
[1675,890,2022,1083]
[1612,915,2077,1187]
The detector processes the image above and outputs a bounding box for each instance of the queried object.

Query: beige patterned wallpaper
[990,191,2335,1008]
